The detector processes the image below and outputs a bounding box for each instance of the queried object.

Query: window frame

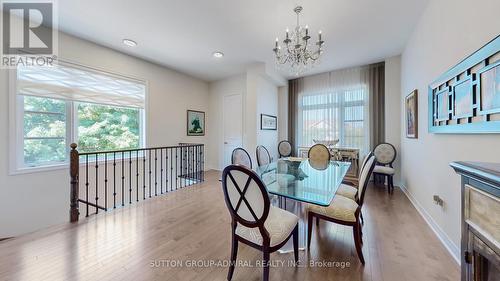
[9,61,148,175]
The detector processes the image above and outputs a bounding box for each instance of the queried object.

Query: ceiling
[57,0,429,82]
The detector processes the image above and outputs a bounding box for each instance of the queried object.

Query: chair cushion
[308,195,359,222]
[235,206,298,247]
[336,183,358,201]
[373,165,395,175]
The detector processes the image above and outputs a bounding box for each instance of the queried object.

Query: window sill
[9,155,148,176]
[9,163,68,176]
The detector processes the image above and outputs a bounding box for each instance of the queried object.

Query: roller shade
[17,63,146,109]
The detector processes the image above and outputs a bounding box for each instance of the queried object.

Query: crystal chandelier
[273,6,324,75]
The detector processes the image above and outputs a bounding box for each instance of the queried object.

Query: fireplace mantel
[451,161,500,281]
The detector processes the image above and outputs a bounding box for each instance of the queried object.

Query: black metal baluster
[129,151,132,204]
[192,146,195,183]
[85,155,89,217]
[143,151,146,200]
[166,148,169,192]
[95,154,99,214]
[154,149,158,196]
[202,145,205,181]
[136,150,139,202]
[104,153,108,210]
[180,146,184,188]
[175,147,178,189]
[197,146,199,181]
[149,150,152,198]
[170,148,173,191]
[122,151,125,207]
[160,149,163,194]
[113,152,116,208]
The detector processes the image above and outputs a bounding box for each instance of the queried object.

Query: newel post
[70,143,80,222]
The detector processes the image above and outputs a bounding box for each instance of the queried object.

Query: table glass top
[255,158,351,206]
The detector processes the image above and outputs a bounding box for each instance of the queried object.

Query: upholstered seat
[307,195,359,222]
[236,206,299,247]
[336,183,358,201]
[373,165,395,175]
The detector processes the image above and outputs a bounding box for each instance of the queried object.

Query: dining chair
[221,165,299,281]
[277,140,292,158]
[336,151,374,202]
[373,143,396,194]
[308,144,331,163]
[256,145,271,166]
[231,147,252,169]
[307,155,376,265]
[335,151,373,224]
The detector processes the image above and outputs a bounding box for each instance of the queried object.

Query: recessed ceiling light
[122,39,137,47]
[212,51,224,58]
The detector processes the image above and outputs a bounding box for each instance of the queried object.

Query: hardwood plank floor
[0,170,459,281]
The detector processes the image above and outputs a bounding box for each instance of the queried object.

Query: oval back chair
[256,145,271,166]
[231,147,252,169]
[373,143,397,193]
[278,140,292,158]
[308,144,331,164]
[221,165,299,281]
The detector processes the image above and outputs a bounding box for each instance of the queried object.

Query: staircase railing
[69,143,204,222]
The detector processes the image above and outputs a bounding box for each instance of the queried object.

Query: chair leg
[227,233,238,281]
[293,225,299,263]
[360,211,364,225]
[353,222,365,265]
[307,213,314,249]
[263,249,270,281]
[360,222,364,245]
[389,176,394,194]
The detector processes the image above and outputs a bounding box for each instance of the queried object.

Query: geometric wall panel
[429,35,500,133]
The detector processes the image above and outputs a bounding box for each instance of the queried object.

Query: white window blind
[17,63,146,108]
[297,67,370,154]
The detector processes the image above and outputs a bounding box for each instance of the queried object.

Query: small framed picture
[405,90,418,138]
[187,110,205,136]
[260,114,277,130]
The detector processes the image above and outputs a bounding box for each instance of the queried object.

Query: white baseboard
[399,184,461,265]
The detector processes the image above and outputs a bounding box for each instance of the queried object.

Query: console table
[297,146,359,185]
[450,161,500,281]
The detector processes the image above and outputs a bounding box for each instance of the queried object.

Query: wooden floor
[0,170,459,281]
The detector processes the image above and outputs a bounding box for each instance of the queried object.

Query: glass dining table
[255,157,351,252]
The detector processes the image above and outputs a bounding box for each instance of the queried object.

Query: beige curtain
[365,62,385,148]
[288,78,302,156]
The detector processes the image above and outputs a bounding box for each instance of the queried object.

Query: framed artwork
[405,90,418,138]
[260,114,277,130]
[187,110,205,136]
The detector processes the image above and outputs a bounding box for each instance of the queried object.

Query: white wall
[256,76,279,161]
[0,32,209,238]
[208,64,284,169]
[384,56,402,184]
[400,0,500,261]
[207,74,246,170]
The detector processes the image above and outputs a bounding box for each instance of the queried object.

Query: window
[12,62,146,172]
[298,86,369,152]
